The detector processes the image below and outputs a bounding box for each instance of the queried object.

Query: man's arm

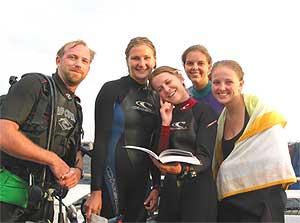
[0,119,70,180]
[60,151,83,188]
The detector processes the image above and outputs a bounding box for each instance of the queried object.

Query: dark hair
[181,44,212,65]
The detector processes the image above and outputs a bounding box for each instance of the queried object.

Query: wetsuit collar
[177,97,198,111]
[127,75,147,89]
[191,81,211,98]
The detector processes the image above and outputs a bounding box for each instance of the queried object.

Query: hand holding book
[123,145,201,165]
[150,157,182,175]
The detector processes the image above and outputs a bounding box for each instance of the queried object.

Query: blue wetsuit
[91,75,160,221]
[188,81,223,116]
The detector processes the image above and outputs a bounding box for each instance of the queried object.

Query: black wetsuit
[0,73,82,222]
[91,75,160,222]
[218,109,287,223]
[157,97,218,222]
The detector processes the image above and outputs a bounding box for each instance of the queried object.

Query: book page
[160,149,193,157]
[159,155,201,165]
[123,145,159,160]
[124,146,201,165]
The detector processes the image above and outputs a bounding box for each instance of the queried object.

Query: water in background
[81,154,91,184]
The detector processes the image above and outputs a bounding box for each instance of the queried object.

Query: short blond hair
[125,37,156,60]
[56,40,95,62]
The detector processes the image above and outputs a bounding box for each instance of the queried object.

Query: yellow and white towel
[212,94,296,201]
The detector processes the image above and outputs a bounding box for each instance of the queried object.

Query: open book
[123,145,201,165]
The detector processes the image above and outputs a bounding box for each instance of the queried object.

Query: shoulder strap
[30,76,51,126]
[21,73,57,151]
[38,75,57,187]
[43,75,57,151]
[75,97,84,139]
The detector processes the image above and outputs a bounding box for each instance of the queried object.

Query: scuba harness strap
[40,75,57,187]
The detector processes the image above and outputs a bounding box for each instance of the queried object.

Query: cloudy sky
[1,0,299,142]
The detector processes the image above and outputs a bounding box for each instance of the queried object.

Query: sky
[0,0,299,142]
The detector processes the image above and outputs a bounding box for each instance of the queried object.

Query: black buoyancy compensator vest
[1,73,83,185]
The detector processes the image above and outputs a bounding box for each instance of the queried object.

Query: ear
[208,63,212,72]
[239,79,244,91]
[56,56,61,66]
[181,77,185,84]
[153,62,157,69]
[208,64,212,80]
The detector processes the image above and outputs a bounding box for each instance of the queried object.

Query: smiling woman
[148,65,218,222]
[211,60,297,222]
[181,44,224,116]
[84,37,161,222]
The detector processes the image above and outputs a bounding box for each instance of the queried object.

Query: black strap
[40,75,57,187]
[30,78,50,126]
[44,76,57,151]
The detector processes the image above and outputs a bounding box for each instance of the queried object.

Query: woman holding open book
[149,66,218,222]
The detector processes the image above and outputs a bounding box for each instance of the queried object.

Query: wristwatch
[180,163,197,178]
[180,163,190,177]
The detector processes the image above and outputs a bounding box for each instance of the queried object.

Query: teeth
[169,91,175,97]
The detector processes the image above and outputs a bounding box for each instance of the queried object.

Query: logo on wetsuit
[57,106,75,131]
[170,121,188,130]
[132,101,155,114]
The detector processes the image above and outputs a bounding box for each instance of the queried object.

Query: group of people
[0,37,297,223]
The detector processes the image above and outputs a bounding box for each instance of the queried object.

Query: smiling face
[184,50,211,89]
[56,43,91,92]
[127,44,156,84]
[151,71,189,105]
[211,65,244,106]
